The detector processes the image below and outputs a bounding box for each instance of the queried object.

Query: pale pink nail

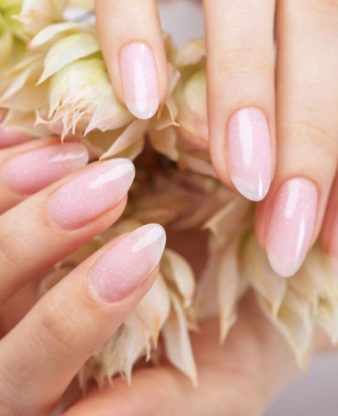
[227,108,272,201]
[119,42,159,119]
[90,224,166,302]
[0,126,32,148]
[267,178,318,277]
[47,159,135,229]
[3,143,89,195]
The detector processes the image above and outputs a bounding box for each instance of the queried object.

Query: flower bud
[39,58,131,138]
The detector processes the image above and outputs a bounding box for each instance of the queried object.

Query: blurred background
[159,1,338,415]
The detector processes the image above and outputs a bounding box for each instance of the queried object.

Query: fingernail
[0,126,32,148]
[266,178,318,277]
[47,159,135,229]
[119,42,159,119]
[90,224,166,302]
[3,143,89,195]
[227,108,272,201]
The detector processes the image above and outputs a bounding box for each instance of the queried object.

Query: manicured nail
[227,108,272,201]
[119,42,159,119]
[0,126,32,148]
[47,159,135,229]
[266,178,318,277]
[3,143,89,195]
[90,224,166,302]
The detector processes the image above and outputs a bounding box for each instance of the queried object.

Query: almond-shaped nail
[47,159,135,229]
[267,178,318,277]
[3,143,89,195]
[90,224,166,302]
[227,108,272,201]
[119,42,159,119]
[0,126,32,148]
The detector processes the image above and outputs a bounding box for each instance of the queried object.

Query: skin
[0,135,335,414]
[0,137,163,415]
[95,0,338,275]
[0,0,338,409]
[62,231,334,416]
[63,296,332,416]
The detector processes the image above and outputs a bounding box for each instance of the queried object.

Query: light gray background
[159,1,338,415]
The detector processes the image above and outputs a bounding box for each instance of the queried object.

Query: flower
[1,7,338,387]
[40,57,132,138]
[18,0,68,36]
[41,218,198,389]
[0,0,26,66]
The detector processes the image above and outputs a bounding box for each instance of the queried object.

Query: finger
[321,173,338,258]
[0,158,135,304]
[95,0,167,119]
[0,137,89,213]
[0,224,166,415]
[203,0,276,201]
[63,295,296,416]
[0,125,32,149]
[256,0,338,277]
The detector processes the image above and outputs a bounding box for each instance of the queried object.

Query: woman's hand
[60,225,334,416]
[95,0,338,277]
[62,292,332,416]
[0,129,166,415]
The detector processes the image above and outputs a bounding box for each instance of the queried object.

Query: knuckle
[37,296,78,353]
[287,120,338,160]
[0,223,18,269]
[0,220,32,271]
[215,47,272,77]
[0,371,20,415]
[295,0,338,22]
[314,0,338,11]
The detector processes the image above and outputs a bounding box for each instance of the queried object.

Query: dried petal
[136,273,171,346]
[163,294,197,385]
[243,235,287,317]
[162,249,195,308]
[38,32,99,83]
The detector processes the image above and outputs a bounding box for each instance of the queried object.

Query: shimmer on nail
[47,159,135,229]
[90,224,166,302]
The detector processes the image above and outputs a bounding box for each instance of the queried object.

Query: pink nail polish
[119,42,159,119]
[90,224,166,302]
[47,159,135,229]
[3,143,89,195]
[0,126,32,148]
[227,108,272,201]
[267,178,318,277]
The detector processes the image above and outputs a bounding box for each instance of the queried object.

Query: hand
[95,0,338,277]
[0,129,165,415]
[61,292,332,416]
